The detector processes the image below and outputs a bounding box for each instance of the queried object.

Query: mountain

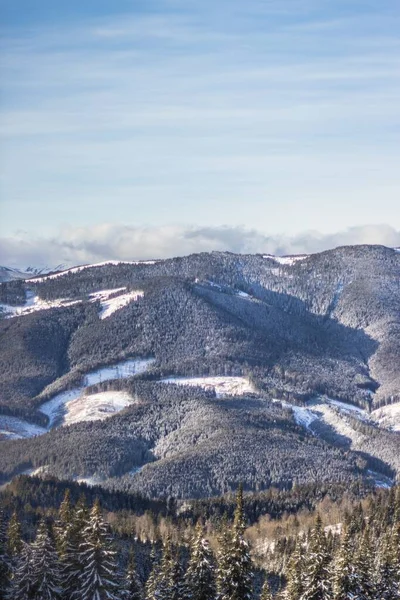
[0,245,399,498]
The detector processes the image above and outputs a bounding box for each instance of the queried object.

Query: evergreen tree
[300,514,332,600]
[216,484,253,600]
[153,535,175,600]
[7,541,34,600]
[0,509,10,598]
[7,510,22,557]
[170,554,189,600]
[31,519,62,600]
[353,524,375,600]
[185,521,216,600]
[284,536,305,600]
[55,489,73,559]
[260,577,273,600]
[332,525,357,600]
[124,549,144,600]
[376,530,398,600]
[63,494,89,599]
[145,548,159,600]
[75,499,121,600]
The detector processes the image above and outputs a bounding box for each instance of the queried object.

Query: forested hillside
[0,245,399,498]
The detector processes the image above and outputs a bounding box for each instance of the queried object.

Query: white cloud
[0,224,399,269]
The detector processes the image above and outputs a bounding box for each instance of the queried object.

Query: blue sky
[0,0,399,264]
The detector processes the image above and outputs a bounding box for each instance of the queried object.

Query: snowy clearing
[63,391,135,426]
[371,403,400,432]
[272,399,318,429]
[263,254,308,265]
[90,288,144,319]
[0,416,46,440]
[29,260,157,282]
[39,358,155,427]
[0,291,81,318]
[162,376,256,398]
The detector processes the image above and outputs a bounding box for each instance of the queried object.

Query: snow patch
[0,291,81,318]
[263,254,308,265]
[0,416,46,440]
[90,288,144,319]
[39,358,155,427]
[162,376,256,398]
[371,403,400,432]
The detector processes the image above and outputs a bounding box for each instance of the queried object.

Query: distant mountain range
[0,245,399,498]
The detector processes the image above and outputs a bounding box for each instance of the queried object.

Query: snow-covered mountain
[0,244,399,498]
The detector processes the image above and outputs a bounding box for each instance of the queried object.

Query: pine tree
[124,549,144,600]
[300,514,333,600]
[376,530,398,600]
[63,494,89,599]
[185,522,216,600]
[7,510,22,557]
[7,541,34,600]
[31,519,62,600]
[145,548,159,600]
[75,499,121,600]
[285,536,305,600]
[170,554,189,600]
[0,509,10,598]
[332,524,357,600]
[55,489,73,559]
[216,484,253,600]
[153,535,175,600]
[260,577,273,600]
[353,524,375,600]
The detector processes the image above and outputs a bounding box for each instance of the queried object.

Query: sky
[0,0,399,266]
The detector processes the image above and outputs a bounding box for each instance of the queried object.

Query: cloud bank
[1,224,399,269]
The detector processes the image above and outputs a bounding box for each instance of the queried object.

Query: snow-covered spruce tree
[216,484,253,600]
[152,535,175,600]
[7,509,22,557]
[260,577,273,600]
[63,494,90,599]
[332,524,357,600]
[145,547,159,600]
[0,509,10,598]
[75,499,121,600]
[215,515,232,600]
[376,530,398,600]
[170,553,190,600]
[284,536,305,600]
[54,489,73,559]
[353,524,375,600]
[7,541,34,600]
[185,521,216,600]
[31,519,62,600]
[300,514,333,600]
[391,486,400,594]
[124,549,144,600]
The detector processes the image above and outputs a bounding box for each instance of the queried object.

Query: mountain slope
[0,245,399,497]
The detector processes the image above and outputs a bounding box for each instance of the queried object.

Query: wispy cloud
[1,224,399,268]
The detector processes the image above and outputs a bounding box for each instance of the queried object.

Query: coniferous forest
[1,480,400,599]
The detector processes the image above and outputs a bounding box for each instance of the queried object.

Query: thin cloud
[1,224,399,269]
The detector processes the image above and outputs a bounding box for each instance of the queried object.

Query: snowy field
[29,260,157,283]
[162,376,256,398]
[263,254,308,265]
[371,403,400,432]
[0,287,144,320]
[40,358,155,427]
[0,416,46,440]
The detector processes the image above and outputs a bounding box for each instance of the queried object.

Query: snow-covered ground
[0,416,46,440]
[40,357,155,427]
[0,291,81,318]
[162,376,256,398]
[371,403,400,432]
[63,391,135,426]
[29,260,157,283]
[263,254,308,265]
[90,288,144,319]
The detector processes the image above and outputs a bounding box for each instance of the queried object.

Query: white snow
[272,399,318,429]
[162,376,256,398]
[39,358,155,427]
[263,254,308,265]
[0,291,81,318]
[371,403,400,432]
[0,416,46,440]
[63,391,135,426]
[29,260,157,283]
[90,288,144,319]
